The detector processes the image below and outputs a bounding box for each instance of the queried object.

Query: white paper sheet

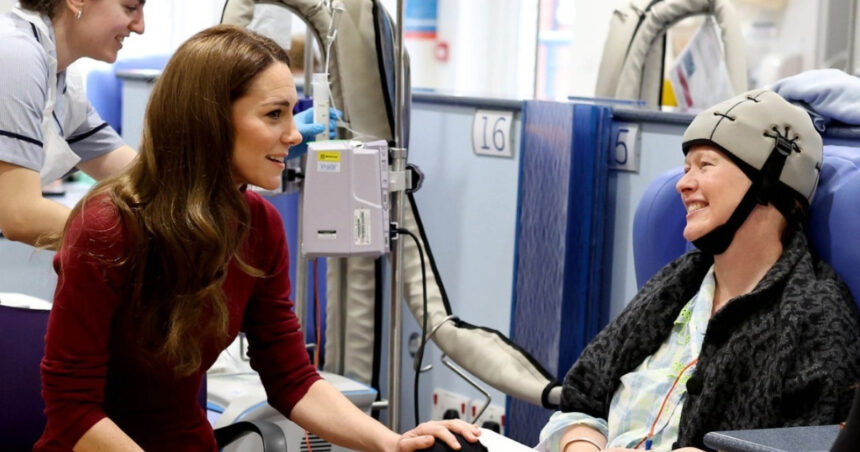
[668,17,735,112]
[477,428,536,452]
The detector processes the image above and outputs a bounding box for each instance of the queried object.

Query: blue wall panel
[508,101,612,445]
[265,193,327,357]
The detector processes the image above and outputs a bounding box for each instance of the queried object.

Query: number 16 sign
[472,109,514,158]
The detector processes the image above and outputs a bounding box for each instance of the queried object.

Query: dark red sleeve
[242,192,321,417]
[36,198,127,451]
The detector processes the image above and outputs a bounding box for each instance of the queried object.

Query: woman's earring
[75,9,82,20]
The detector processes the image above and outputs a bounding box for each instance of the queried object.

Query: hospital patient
[35,25,479,451]
[536,90,860,452]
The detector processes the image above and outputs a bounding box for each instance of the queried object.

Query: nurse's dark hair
[19,0,61,17]
[64,25,292,376]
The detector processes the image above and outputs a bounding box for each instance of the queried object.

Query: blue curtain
[507,101,613,445]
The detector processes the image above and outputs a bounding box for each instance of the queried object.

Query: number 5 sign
[609,122,640,172]
[472,109,514,158]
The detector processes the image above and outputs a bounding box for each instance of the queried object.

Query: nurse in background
[0,0,144,248]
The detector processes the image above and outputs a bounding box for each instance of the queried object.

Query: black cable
[396,227,427,427]
[371,258,384,420]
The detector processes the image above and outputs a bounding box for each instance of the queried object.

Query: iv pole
[290,0,408,430]
[387,0,408,431]
[293,24,319,332]
[847,0,857,75]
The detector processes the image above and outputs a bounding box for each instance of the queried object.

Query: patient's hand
[395,419,481,451]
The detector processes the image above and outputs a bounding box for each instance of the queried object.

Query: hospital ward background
[2,0,860,451]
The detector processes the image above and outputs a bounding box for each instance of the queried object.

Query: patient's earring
[75,8,82,20]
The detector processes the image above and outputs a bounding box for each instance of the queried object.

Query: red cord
[304,430,314,452]
[313,259,321,368]
[633,358,698,449]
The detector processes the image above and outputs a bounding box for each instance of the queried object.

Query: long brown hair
[18,0,60,17]
[66,25,290,376]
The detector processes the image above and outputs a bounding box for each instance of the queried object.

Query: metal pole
[387,0,407,432]
[848,0,858,75]
[532,1,541,99]
[295,27,317,333]
[394,0,407,147]
[295,192,308,331]
[304,27,315,91]
[387,149,405,431]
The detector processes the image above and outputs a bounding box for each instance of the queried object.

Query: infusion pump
[301,140,391,258]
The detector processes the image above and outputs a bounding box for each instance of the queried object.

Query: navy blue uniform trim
[52,111,64,136]
[66,122,108,144]
[0,129,43,146]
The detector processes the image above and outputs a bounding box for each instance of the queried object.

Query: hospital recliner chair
[633,144,860,304]
[0,303,288,451]
[632,144,860,449]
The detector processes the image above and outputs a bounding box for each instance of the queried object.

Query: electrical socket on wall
[431,389,469,421]
[468,400,505,436]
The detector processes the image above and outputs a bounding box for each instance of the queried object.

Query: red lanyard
[633,358,699,450]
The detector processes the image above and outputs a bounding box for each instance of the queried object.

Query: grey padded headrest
[602,0,747,106]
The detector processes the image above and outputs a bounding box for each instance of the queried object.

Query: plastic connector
[312,73,330,141]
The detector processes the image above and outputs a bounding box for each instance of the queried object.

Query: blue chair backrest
[86,54,170,134]
[632,145,860,306]
[0,304,50,449]
[0,302,209,449]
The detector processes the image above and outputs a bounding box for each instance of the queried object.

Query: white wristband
[561,436,603,451]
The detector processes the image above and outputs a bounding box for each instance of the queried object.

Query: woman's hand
[393,419,482,452]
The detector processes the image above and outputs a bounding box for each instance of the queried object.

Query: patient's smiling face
[676,145,752,242]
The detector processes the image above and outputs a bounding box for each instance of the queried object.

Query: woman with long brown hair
[35,25,479,451]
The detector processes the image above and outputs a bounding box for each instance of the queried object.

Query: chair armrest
[703,424,840,451]
[214,420,287,452]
